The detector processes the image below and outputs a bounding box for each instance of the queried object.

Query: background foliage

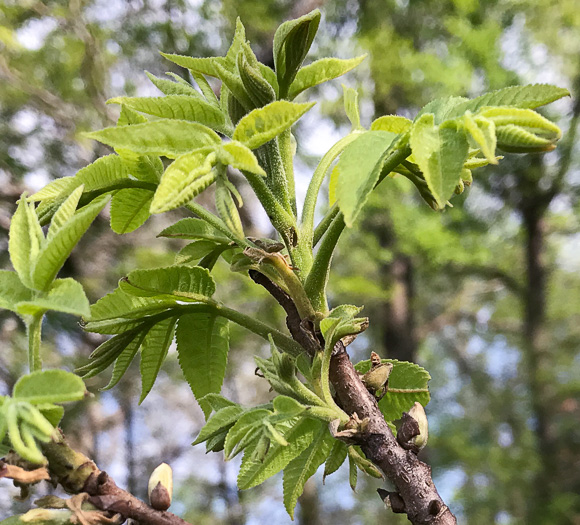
[0,1,578,524]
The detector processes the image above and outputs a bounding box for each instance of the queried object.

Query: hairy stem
[279,129,297,215]
[305,144,412,310]
[313,203,340,247]
[27,313,43,372]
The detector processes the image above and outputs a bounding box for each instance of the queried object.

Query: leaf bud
[238,45,276,108]
[408,402,429,451]
[148,463,173,511]
[454,178,464,195]
[479,107,562,153]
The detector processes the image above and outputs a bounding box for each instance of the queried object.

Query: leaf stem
[185,202,254,249]
[27,313,43,372]
[278,129,297,215]
[210,302,304,356]
[312,203,340,247]
[298,132,363,275]
[305,144,412,312]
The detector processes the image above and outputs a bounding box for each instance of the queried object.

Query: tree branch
[41,437,191,525]
[329,344,457,525]
[250,271,457,524]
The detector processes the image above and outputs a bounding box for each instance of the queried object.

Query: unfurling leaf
[31,196,109,291]
[343,85,362,130]
[273,9,321,97]
[371,115,413,134]
[409,114,469,209]
[288,56,366,99]
[233,100,315,149]
[336,131,397,226]
[215,176,244,239]
[151,148,217,214]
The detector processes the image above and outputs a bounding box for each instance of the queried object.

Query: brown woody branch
[40,437,190,525]
[251,271,457,525]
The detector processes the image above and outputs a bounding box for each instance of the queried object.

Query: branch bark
[250,271,457,524]
[41,437,190,525]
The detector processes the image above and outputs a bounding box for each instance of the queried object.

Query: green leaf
[176,313,229,418]
[371,115,413,133]
[410,114,469,209]
[176,241,219,265]
[288,56,366,99]
[273,9,321,97]
[9,197,43,289]
[118,104,149,125]
[348,451,358,491]
[0,271,32,313]
[213,60,255,111]
[28,176,78,202]
[343,85,361,130]
[215,176,244,239]
[37,404,65,427]
[30,155,130,204]
[102,328,149,390]
[85,286,193,334]
[158,218,231,243]
[150,148,217,214]
[16,278,90,317]
[224,408,272,459]
[123,265,216,301]
[238,417,321,490]
[283,426,333,518]
[273,396,306,417]
[201,393,238,413]
[47,185,84,241]
[193,405,245,446]
[355,358,431,422]
[349,446,382,478]
[13,370,86,404]
[463,113,497,163]
[145,71,202,97]
[415,96,469,124]
[139,316,178,403]
[336,131,398,227]
[160,53,223,78]
[108,96,226,132]
[31,196,109,291]
[110,188,153,234]
[217,141,267,176]
[76,325,150,378]
[452,84,570,116]
[233,101,315,150]
[84,120,221,158]
[118,149,163,183]
[323,440,348,481]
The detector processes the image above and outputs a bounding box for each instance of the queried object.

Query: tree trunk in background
[521,199,557,523]
[298,478,321,525]
[381,254,418,363]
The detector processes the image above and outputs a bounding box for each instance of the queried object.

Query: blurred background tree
[0,1,578,524]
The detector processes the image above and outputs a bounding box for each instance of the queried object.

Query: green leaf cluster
[0,370,86,463]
